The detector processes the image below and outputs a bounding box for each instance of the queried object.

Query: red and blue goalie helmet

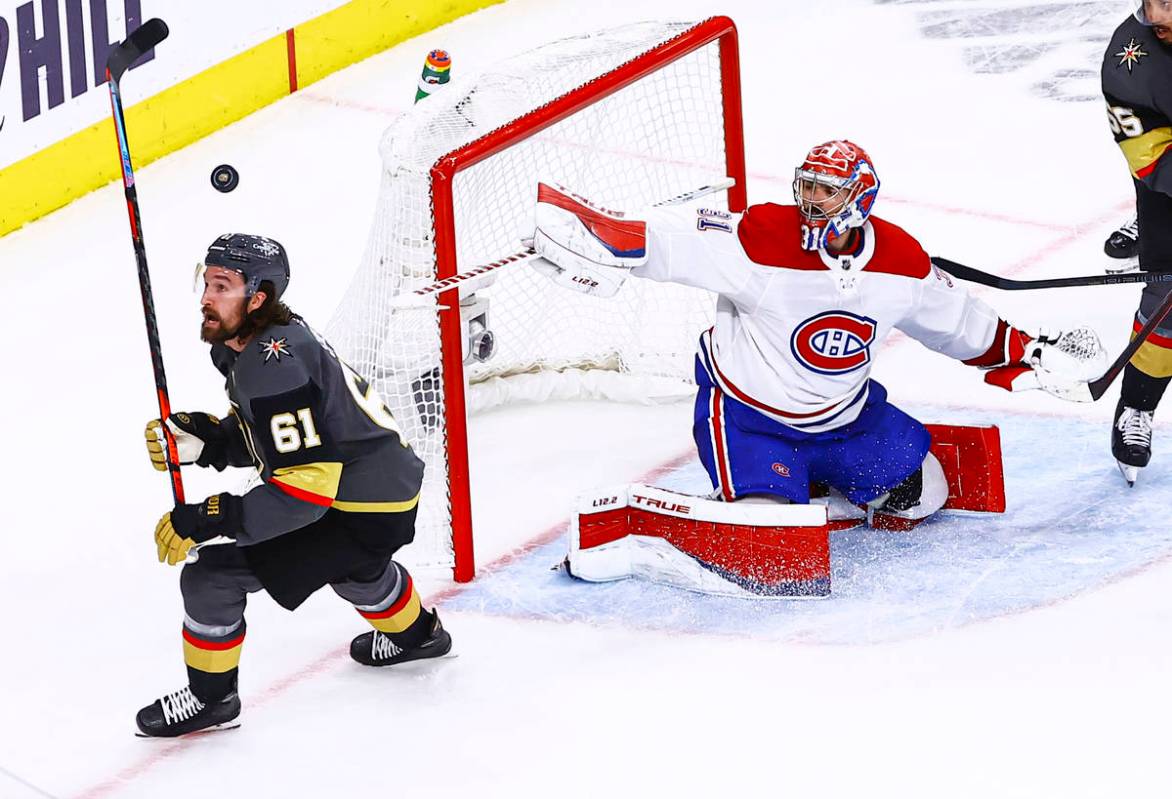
[792,140,880,251]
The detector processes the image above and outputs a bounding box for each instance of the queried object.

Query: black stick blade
[107,18,169,83]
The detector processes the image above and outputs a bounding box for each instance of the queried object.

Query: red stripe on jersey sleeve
[270,478,334,507]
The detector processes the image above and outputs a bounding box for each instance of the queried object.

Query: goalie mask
[792,140,880,251]
[195,233,291,300]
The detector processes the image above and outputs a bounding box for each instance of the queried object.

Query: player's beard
[200,303,246,343]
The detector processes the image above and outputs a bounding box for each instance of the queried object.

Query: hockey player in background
[136,234,450,737]
[531,141,1103,525]
[1102,0,1172,484]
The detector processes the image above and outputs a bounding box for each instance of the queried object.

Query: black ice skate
[135,686,241,738]
[1104,216,1139,260]
[1112,401,1153,487]
[351,612,452,667]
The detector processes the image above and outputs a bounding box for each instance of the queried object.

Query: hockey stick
[106,19,185,504]
[930,256,1172,290]
[931,257,1172,401]
[1086,287,1172,401]
[389,177,737,308]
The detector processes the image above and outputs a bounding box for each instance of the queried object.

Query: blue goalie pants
[693,365,930,505]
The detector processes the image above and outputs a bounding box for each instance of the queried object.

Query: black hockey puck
[211,164,239,193]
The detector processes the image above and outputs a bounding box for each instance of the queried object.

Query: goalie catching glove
[145,412,235,472]
[531,182,648,298]
[965,320,1107,403]
[154,493,242,566]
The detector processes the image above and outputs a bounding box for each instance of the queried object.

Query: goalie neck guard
[201,234,291,300]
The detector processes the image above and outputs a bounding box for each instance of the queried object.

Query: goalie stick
[929,257,1172,402]
[388,177,738,308]
[106,19,185,504]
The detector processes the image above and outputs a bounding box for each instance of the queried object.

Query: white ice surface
[2,1,1171,797]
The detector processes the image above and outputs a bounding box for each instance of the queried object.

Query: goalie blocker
[566,424,1006,598]
[531,182,647,298]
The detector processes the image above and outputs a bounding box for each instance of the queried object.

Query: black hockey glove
[154,493,243,566]
[145,412,233,471]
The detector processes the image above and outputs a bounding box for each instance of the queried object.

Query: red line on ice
[72,196,1133,798]
[70,451,695,799]
[999,199,1135,275]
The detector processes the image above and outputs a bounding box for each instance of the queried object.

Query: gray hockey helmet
[203,233,291,299]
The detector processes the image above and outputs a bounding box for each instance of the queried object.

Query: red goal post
[330,17,747,583]
[437,17,746,581]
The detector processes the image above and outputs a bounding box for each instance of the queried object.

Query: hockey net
[327,17,746,581]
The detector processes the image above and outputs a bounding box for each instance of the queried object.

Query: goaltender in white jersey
[533,141,1105,525]
[634,200,996,435]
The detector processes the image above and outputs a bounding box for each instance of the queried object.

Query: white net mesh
[327,20,735,572]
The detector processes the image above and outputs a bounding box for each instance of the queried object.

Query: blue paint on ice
[446,407,1172,643]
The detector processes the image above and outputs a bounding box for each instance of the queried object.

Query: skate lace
[372,632,402,661]
[1117,407,1154,448]
[1120,217,1139,239]
[161,686,205,725]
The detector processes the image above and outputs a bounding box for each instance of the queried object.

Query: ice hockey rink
[2,0,1171,796]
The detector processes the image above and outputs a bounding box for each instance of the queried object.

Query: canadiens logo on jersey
[790,311,877,375]
[259,337,292,363]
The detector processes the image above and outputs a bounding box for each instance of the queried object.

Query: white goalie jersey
[532,185,1108,416]
[629,202,1002,432]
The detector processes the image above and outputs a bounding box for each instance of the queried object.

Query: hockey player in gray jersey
[136,234,450,737]
[1102,0,1172,484]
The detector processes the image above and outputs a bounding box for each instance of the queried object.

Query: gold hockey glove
[154,493,242,565]
[145,413,232,472]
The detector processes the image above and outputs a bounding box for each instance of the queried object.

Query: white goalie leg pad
[568,485,832,598]
[532,182,647,298]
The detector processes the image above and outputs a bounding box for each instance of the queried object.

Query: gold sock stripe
[1130,322,1172,377]
[358,580,422,634]
[182,628,245,674]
